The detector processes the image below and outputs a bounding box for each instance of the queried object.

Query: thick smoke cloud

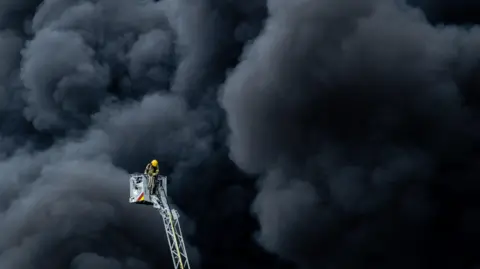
[0,0,480,269]
[222,0,480,268]
[0,0,267,268]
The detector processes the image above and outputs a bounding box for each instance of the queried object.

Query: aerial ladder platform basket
[129,173,191,269]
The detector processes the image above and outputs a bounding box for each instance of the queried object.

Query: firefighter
[144,159,159,194]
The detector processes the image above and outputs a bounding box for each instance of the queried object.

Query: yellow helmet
[151,159,158,167]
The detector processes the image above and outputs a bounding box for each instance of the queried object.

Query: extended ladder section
[129,174,191,269]
[152,189,191,269]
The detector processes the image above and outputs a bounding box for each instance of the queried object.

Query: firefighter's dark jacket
[144,163,159,176]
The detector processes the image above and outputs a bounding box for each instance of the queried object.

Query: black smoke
[0,0,480,269]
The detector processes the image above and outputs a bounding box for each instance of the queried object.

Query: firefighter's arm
[152,167,159,176]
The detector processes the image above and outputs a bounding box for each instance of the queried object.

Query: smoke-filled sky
[1,0,480,268]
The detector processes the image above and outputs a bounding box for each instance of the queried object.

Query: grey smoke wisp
[0,0,479,269]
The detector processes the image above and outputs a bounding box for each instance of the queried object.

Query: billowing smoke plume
[221,0,480,268]
[0,0,479,269]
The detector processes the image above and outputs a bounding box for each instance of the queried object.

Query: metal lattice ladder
[151,178,191,269]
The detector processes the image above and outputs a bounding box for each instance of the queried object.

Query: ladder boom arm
[129,173,191,269]
[152,191,191,269]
